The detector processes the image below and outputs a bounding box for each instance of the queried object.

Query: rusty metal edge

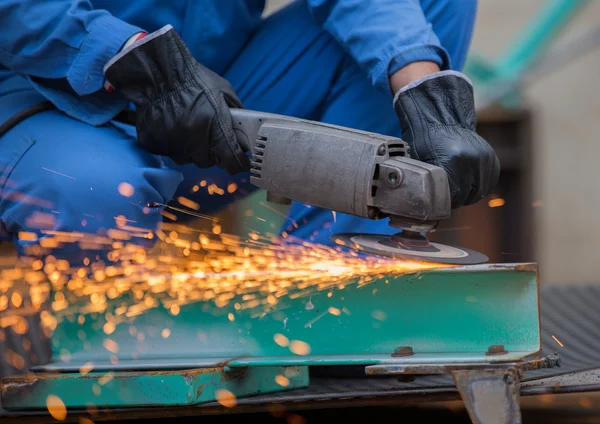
[420,263,538,274]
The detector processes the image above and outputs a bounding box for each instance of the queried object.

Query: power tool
[231,109,487,265]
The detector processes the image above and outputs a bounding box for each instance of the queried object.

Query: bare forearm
[389,61,441,93]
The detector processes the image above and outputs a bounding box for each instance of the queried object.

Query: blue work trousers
[0,0,474,261]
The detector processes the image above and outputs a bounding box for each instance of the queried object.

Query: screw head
[392,346,414,357]
[377,145,386,156]
[486,344,508,356]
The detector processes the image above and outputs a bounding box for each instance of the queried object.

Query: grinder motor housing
[231,109,451,233]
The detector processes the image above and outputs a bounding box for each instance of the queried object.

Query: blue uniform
[0,0,476,259]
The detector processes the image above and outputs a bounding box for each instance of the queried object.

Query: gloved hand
[103,25,249,175]
[393,71,500,208]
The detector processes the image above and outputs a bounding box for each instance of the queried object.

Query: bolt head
[486,344,508,356]
[392,346,414,357]
[377,145,386,156]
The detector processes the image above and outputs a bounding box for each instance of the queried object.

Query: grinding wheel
[331,231,488,265]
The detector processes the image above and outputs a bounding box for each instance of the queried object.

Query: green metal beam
[1,366,308,409]
[47,263,540,366]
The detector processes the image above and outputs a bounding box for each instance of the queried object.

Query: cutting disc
[331,231,488,265]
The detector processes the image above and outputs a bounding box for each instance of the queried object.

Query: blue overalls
[0,0,476,261]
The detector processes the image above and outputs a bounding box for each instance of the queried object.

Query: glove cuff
[392,70,473,106]
[103,31,148,93]
[103,25,170,79]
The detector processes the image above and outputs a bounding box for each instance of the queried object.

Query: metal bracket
[452,368,521,424]
[365,354,560,424]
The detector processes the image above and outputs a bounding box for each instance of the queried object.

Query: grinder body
[231,109,451,233]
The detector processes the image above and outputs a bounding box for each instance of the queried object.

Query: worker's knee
[0,111,183,262]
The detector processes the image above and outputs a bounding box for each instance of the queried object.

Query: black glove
[393,71,500,208]
[104,25,249,175]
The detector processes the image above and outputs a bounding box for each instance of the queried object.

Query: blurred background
[226,0,600,285]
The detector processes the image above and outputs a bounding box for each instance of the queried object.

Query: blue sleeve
[306,0,451,95]
[0,0,143,125]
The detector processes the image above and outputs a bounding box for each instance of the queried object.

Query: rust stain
[1,367,229,391]
[195,382,207,400]
[515,263,538,273]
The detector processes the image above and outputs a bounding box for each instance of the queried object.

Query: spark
[117,182,135,197]
[98,371,114,386]
[208,184,225,195]
[289,340,311,356]
[151,202,219,221]
[328,307,341,316]
[551,335,564,347]
[11,292,23,308]
[332,211,336,222]
[177,196,200,211]
[103,338,119,353]
[80,362,95,375]
[17,231,38,241]
[216,389,237,408]
[0,211,446,369]
[488,198,505,208]
[227,183,238,194]
[259,201,299,228]
[274,333,290,347]
[275,375,290,387]
[42,167,76,180]
[46,395,67,421]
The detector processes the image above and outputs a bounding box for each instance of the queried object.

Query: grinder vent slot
[387,143,407,157]
[250,136,267,178]
[371,164,380,198]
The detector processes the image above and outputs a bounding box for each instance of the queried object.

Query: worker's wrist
[104,31,148,93]
[389,61,441,93]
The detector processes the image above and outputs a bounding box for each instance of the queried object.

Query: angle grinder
[230,109,487,265]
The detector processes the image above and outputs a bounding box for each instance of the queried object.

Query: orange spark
[488,198,505,208]
[117,182,135,197]
[289,340,311,356]
[216,389,237,408]
[46,395,67,421]
[552,335,564,347]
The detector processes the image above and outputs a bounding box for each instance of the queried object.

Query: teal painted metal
[48,264,540,366]
[1,366,308,409]
[497,0,589,80]
[464,0,588,107]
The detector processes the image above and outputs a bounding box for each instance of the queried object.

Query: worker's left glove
[103,25,249,175]
[393,71,500,208]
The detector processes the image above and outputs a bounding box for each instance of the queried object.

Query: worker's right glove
[103,25,249,175]
[393,71,500,208]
